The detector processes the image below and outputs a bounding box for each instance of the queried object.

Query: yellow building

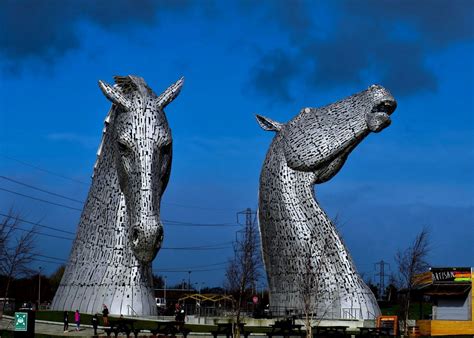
[415,267,473,335]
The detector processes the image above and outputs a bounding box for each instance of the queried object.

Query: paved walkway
[1,316,217,337]
[1,316,106,336]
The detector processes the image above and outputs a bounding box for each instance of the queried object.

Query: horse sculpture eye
[117,141,130,155]
[161,143,171,156]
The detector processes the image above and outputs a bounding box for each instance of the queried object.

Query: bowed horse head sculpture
[257,84,396,319]
[98,75,183,263]
[51,75,183,316]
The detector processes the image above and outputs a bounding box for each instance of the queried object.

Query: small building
[415,267,473,335]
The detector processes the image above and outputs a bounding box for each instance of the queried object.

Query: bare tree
[298,238,336,338]
[395,227,430,334]
[0,210,37,310]
[299,215,343,337]
[225,209,262,337]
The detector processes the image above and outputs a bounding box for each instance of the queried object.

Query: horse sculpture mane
[257,85,397,319]
[51,75,183,315]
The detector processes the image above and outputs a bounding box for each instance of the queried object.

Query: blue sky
[0,0,473,288]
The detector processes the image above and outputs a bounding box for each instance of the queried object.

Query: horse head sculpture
[257,84,396,182]
[52,75,183,315]
[98,75,182,263]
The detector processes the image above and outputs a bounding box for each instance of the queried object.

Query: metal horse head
[98,75,183,264]
[256,84,396,182]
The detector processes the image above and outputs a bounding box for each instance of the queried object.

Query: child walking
[74,310,80,331]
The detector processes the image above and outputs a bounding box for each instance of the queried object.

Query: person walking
[74,310,80,331]
[92,314,99,335]
[102,304,109,326]
[63,311,69,332]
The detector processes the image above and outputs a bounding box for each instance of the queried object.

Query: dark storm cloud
[345,0,474,47]
[248,0,474,102]
[0,0,192,69]
[249,49,301,103]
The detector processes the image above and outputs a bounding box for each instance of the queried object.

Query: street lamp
[38,266,42,310]
[194,282,204,324]
[164,276,167,307]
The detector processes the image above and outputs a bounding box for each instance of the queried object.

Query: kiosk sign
[431,267,471,283]
[14,312,28,331]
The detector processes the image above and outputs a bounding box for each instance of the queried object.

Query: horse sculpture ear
[98,80,131,110]
[157,77,184,108]
[256,114,283,132]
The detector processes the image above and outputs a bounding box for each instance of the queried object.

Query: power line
[0,153,89,186]
[0,187,83,211]
[34,253,68,262]
[0,212,76,235]
[161,243,232,251]
[1,222,75,241]
[31,257,65,266]
[0,186,239,227]
[162,220,239,227]
[154,267,225,273]
[1,217,232,251]
[0,175,84,204]
[2,174,234,213]
[154,262,227,274]
[1,154,236,212]
[162,202,235,213]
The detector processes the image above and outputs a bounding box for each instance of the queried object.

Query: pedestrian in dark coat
[63,311,69,332]
[92,314,99,335]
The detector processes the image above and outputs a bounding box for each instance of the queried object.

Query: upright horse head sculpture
[257,85,396,319]
[52,75,183,315]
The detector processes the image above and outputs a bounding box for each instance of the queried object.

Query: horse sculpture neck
[52,118,155,315]
[259,136,376,319]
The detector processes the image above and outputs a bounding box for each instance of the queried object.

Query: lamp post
[194,282,203,324]
[164,276,167,307]
[188,271,191,291]
[38,266,42,310]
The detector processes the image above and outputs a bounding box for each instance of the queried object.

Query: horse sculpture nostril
[132,228,139,244]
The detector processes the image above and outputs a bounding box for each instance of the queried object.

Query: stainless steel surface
[257,85,396,319]
[51,75,183,315]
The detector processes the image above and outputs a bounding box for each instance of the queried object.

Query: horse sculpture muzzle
[130,214,164,263]
[365,85,397,132]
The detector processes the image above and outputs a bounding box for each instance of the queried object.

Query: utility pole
[237,208,259,292]
[38,266,42,310]
[375,260,390,300]
[237,208,257,228]
[164,276,167,306]
[188,271,191,291]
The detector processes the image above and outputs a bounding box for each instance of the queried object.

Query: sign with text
[431,267,472,283]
